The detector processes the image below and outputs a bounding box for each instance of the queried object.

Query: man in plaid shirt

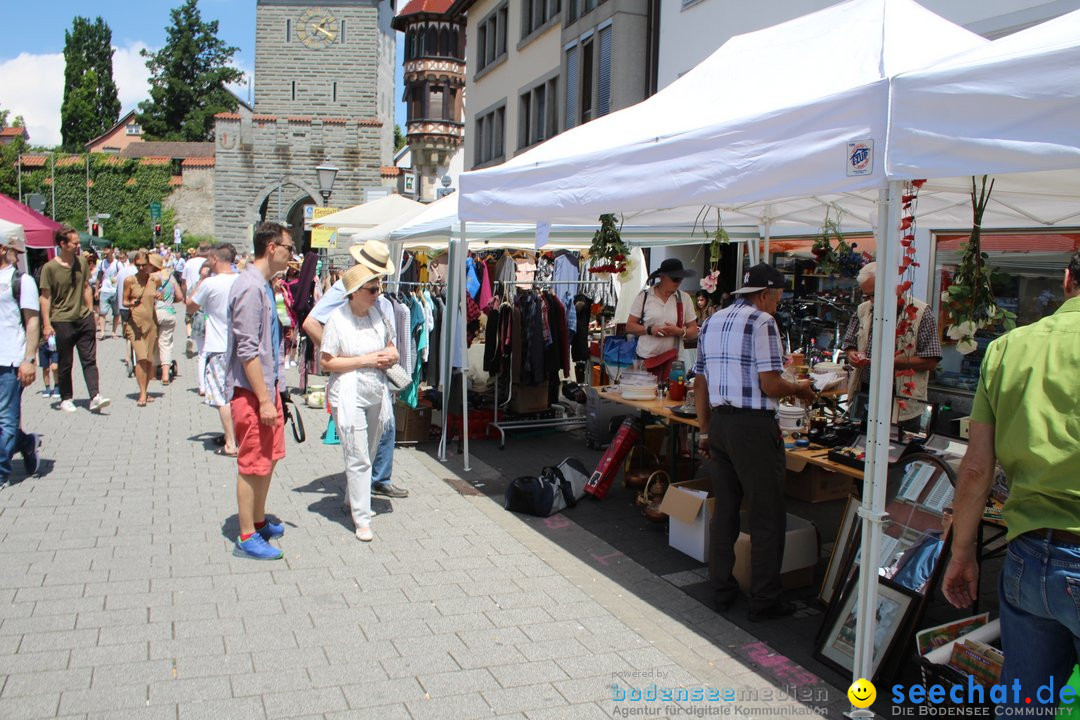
[693,263,816,622]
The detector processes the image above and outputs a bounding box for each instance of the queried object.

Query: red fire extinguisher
[585,417,642,500]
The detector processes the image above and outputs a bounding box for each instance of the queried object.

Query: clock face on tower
[297,8,337,49]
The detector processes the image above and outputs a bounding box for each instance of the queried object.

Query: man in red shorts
[226,222,293,559]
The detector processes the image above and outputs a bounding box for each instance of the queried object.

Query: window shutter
[565,45,579,129]
[597,25,612,117]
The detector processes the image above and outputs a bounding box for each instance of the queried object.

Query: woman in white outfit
[319,259,398,542]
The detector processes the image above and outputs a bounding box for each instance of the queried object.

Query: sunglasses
[134,263,148,268]
[359,284,381,295]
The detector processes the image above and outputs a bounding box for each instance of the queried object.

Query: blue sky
[0,0,406,147]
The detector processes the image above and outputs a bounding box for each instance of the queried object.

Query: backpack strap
[11,269,25,330]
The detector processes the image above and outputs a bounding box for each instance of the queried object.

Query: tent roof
[0,193,63,249]
[0,219,25,243]
[459,0,986,225]
[313,194,427,230]
[889,8,1080,181]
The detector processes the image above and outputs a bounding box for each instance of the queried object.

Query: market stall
[458,0,1080,685]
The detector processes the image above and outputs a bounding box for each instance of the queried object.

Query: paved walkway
[0,329,849,719]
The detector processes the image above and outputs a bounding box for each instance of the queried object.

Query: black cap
[648,258,695,280]
[732,263,786,294]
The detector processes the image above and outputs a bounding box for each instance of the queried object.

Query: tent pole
[853,181,903,682]
[762,212,772,263]
[460,222,470,472]
[437,238,455,462]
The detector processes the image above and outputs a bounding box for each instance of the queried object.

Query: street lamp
[316,163,339,206]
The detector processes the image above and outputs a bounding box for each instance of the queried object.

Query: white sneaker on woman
[355,527,373,542]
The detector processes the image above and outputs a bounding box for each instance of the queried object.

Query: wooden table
[596,386,863,493]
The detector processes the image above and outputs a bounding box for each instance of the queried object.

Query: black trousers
[53,313,100,401]
[707,407,787,611]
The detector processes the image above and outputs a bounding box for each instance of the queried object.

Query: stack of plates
[618,370,658,400]
[813,362,843,373]
[621,385,658,400]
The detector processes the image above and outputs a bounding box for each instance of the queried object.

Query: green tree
[60,16,121,151]
[394,124,406,152]
[0,109,29,199]
[138,0,242,141]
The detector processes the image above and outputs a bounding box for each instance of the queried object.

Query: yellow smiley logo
[848,678,876,708]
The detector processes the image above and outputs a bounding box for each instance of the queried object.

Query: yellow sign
[310,226,337,249]
[308,206,339,249]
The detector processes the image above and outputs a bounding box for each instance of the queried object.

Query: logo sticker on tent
[847,140,874,176]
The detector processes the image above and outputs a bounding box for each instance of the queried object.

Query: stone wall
[212,114,384,255]
[165,167,214,237]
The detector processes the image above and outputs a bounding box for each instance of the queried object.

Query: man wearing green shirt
[943,252,1080,711]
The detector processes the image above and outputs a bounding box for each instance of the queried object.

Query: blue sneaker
[39,388,52,398]
[51,388,61,398]
[233,534,283,560]
[257,519,285,541]
[22,433,40,476]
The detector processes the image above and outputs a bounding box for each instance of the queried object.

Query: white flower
[955,337,979,355]
[946,321,977,340]
[941,290,951,303]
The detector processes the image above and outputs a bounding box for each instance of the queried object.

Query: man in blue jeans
[0,236,41,490]
[302,240,408,499]
[944,251,1080,713]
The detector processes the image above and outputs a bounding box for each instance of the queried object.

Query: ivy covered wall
[19,154,181,250]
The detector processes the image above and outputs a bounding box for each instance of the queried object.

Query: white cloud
[0,42,152,148]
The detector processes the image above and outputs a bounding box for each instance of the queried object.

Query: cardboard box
[509,383,548,414]
[784,463,855,503]
[394,402,432,443]
[659,478,715,562]
[733,512,819,591]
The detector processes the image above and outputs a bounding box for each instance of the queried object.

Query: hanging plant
[811,210,865,278]
[698,207,728,293]
[587,213,630,276]
[940,176,1016,354]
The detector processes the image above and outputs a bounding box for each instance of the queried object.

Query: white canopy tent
[454,0,1080,687]
[311,193,427,233]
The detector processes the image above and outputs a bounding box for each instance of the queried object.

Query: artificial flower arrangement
[940,176,1016,354]
[699,208,729,293]
[586,213,630,276]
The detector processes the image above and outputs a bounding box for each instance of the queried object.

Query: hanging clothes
[571,293,592,362]
[400,252,419,287]
[465,256,480,299]
[401,293,428,408]
[495,251,517,296]
[552,252,580,336]
[478,260,493,310]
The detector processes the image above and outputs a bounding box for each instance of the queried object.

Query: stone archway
[251,177,322,252]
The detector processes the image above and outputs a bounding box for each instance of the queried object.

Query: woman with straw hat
[319,250,397,542]
[122,250,162,406]
[153,252,185,386]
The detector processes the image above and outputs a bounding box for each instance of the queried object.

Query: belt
[712,405,775,416]
[1024,528,1080,546]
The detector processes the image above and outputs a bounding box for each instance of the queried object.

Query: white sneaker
[89,395,111,412]
[355,527,373,542]
[59,400,77,413]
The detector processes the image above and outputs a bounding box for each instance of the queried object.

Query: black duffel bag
[504,465,578,517]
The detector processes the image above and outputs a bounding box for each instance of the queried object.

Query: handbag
[384,363,411,391]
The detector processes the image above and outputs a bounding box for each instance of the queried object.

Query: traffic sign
[149,202,162,220]
[173,228,182,245]
[96,213,111,219]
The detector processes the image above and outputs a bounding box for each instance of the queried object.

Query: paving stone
[263,686,349,718]
[18,627,100,653]
[232,668,314,697]
[417,667,500,697]
[490,660,570,689]
[1,666,92,697]
[404,691,495,720]
[0,692,60,720]
[482,683,568,714]
[149,675,233,704]
[380,650,460,679]
[177,696,267,720]
[325,704,413,720]
[341,676,426,709]
[58,683,149,714]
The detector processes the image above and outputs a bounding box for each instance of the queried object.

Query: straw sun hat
[342,263,386,295]
[348,239,395,276]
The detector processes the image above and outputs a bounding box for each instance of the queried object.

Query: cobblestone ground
[0,328,849,719]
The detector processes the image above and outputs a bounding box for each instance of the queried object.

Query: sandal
[215,447,238,457]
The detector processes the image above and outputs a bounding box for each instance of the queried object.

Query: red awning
[0,193,64,249]
[936,232,1079,253]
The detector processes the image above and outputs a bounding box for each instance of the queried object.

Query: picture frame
[815,573,919,681]
[819,494,860,607]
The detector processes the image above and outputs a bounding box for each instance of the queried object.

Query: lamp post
[314,163,339,280]
[316,163,339,206]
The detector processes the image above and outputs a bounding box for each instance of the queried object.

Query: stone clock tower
[213,0,397,250]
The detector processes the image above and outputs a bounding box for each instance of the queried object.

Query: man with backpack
[0,235,41,490]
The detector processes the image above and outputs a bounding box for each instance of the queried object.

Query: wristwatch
[646,326,652,335]
[22,357,36,365]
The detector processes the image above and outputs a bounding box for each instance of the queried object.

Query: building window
[523,0,560,37]
[475,105,505,166]
[340,19,346,44]
[476,3,508,72]
[564,44,579,129]
[596,24,612,117]
[564,23,612,128]
[125,123,141,136]
[579,35,594,124]
[519,77,558,150]
[286,19,291,41]
[332,81,338,103]
[291,81,296,101]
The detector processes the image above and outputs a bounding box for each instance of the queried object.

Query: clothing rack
[487,278,611,449]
